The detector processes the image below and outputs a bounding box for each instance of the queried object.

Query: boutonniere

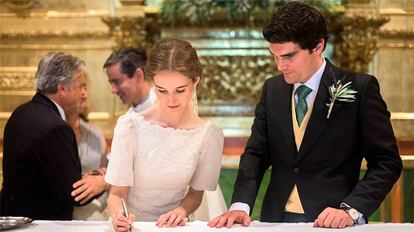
[326,70,358,119]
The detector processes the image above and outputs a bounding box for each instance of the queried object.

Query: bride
[105,38,224,231]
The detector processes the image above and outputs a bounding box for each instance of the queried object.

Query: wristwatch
[340,203,359,223]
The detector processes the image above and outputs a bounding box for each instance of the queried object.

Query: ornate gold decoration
[379,29,414,40]
[159,0,344,28]
[161,28,273,116]
[0,67,36,91]
[102,16,160,51]
[0,44,112,50]
[0,31,110,39]
[0,73,35,90]
[333,15,389,73]
[198,55,274,106]
[378,29,414,48]
[342,0,371,4]
[1,0,39,10]
[0,11,110,17]
[120,0,144,6]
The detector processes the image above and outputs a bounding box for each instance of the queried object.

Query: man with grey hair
[1,51,94,220]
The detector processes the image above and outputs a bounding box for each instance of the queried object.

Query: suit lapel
[276,79,297,158]
[294,61,337,163]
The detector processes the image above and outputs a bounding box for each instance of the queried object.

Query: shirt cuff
[356,214,366,224]
[229,202,250,215]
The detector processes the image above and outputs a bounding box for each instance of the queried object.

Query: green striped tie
[295,85,312,126]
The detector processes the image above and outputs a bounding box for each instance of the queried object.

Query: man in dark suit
[209,2,402,229]
[1,52,95,220]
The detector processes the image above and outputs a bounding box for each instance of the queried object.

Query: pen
[121,198,133,231]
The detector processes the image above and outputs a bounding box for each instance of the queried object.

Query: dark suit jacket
[1,92,83,220]
[231,60,402,222]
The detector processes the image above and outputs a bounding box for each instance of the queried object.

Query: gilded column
[333,0,389,73]
[101,1,160,51]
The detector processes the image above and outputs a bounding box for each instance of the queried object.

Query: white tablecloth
[16,220,414,232]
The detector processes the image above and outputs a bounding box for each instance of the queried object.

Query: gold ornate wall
[376,1,414,141]
[0,0,414,140]
[159,1,414,140]
[161,28,275,117]
[0,0,155,139]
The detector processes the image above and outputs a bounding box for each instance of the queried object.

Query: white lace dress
[105,113,224,221]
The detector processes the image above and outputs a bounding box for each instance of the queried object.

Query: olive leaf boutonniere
[326,80,357,119]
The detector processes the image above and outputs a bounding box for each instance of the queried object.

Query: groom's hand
[313,207,354,229]
[208,210,251,228]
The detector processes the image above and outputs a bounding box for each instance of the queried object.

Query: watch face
[348,208,359,221]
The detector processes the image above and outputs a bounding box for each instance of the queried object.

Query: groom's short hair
[263,1,329,52]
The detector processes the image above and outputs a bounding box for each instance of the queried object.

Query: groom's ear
[313,40,325,54]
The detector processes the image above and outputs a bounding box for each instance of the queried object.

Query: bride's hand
[112,211,135,232]
[155,207,188,227]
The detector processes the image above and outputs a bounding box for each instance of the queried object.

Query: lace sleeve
[190,124,224,191]
[105,114,137,186]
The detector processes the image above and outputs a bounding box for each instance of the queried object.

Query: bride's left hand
[155,207,188,227]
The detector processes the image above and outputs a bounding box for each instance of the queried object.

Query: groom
[208,1,402,229]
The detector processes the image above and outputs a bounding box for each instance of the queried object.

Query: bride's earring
[191,86,198,115]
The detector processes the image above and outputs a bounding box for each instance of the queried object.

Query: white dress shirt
[127,87,156,114]
[49,98,66,121]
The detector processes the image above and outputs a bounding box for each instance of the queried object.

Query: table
[15,220,414,232]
